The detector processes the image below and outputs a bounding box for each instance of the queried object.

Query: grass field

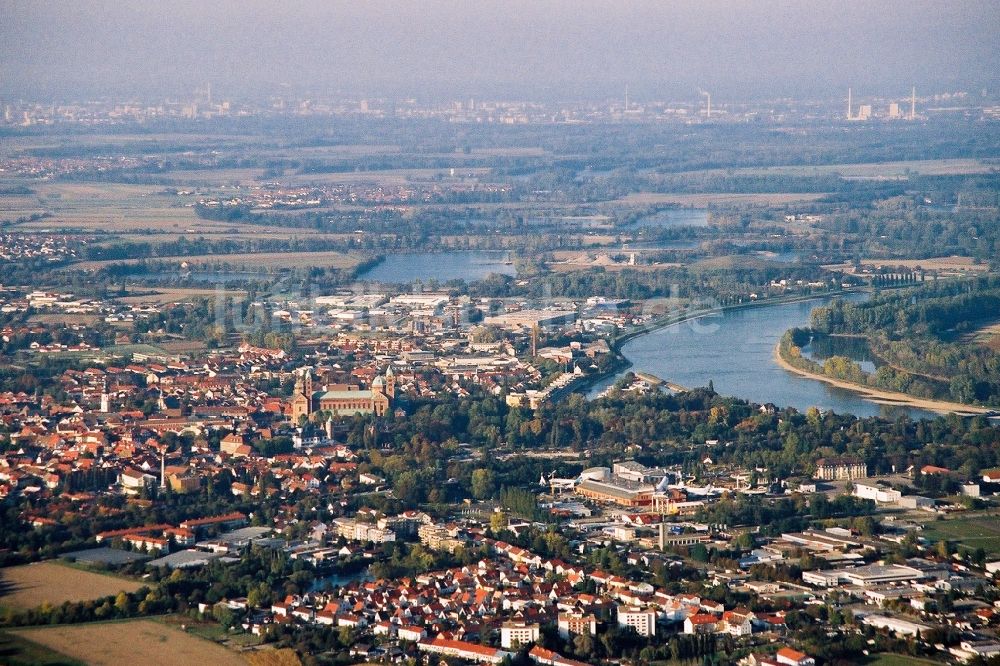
[923,515,1000,554]
[864,653,946,666]
[0,562,144,610]
[11,619,248,666]
[690,255,774,271]
[0,630,83,666]
[117,287,248,305]
[27,313,101,326]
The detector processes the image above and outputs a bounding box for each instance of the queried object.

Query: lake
[310,567,373,592]
[359,251,516,284]
[802,334,880,374]
[624,208,709,229]
[587,294,939,420]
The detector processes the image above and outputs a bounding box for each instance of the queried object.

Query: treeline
[467,264,846,303]
[81,235,362,262]
[0,545,310,628]
[817,179,1000,264]
[330,381,1000,517]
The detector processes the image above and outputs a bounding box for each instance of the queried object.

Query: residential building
[501,621,540,649]
[618,606,657,637]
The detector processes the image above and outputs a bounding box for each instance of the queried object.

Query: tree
[572,632,594,656]
[471,468,496,500]
[213,603,236,629]
[490,511,508,534]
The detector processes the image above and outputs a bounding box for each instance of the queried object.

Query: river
[587,294,939,420]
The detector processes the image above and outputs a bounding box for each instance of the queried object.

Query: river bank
[612,290,866,350]
[575,289,868,401]
[772,343,992,417]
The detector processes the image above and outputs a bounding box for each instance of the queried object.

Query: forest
[791,277,1000,405]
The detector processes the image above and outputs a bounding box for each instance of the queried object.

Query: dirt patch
[116,288,248,305]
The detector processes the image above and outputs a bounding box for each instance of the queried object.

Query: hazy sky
[2,1,997,101]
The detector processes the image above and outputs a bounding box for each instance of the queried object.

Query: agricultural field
[922,515,1000,554]
[0,562,144,610]
[613,192,827,206]
[687,157,997,179]
[968,320,1000,351]
[10,619,248,666]
[0,182,203,232]
[823,255,990,275]
[0,629,83,666]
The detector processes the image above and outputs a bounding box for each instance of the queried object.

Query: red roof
[687,613,719,624]
[777,647,809,661]
[421,638,501,658]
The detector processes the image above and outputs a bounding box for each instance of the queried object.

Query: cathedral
[290,367,395,422]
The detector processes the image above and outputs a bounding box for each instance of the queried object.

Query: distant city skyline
[2,1,998,101]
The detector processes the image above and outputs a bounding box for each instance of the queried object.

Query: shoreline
[772,343,992,417]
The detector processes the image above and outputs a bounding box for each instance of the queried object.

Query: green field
[923,515,1000,554]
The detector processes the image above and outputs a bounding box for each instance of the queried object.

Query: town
[2,266,1000,665]
[2,4,1000,665]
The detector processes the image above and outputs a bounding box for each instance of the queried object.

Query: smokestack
[160,448,166,489]
[910,86,916,120]
[847,87,852,120]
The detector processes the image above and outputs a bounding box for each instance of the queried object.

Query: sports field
[922,515,1000,554]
